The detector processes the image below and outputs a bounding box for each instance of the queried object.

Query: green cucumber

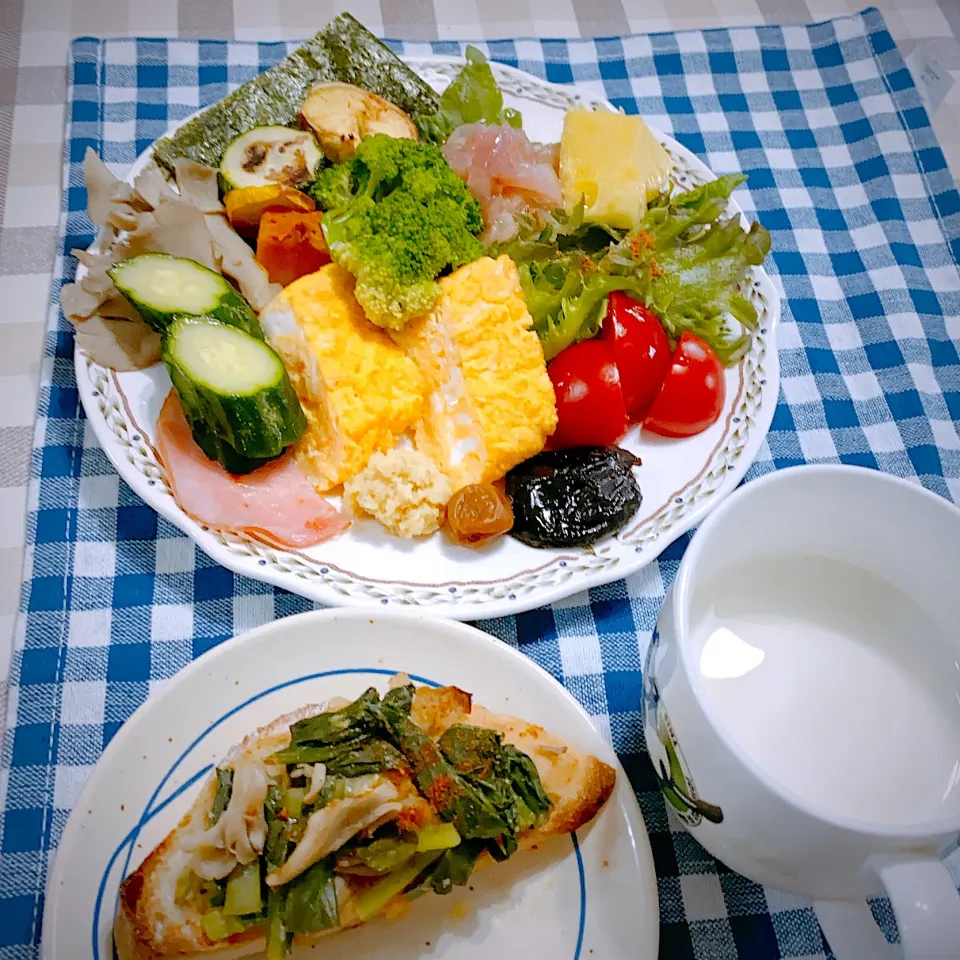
[162,316,306,470]
[109,254,263,340]
[188,430,277,477]
[220,126,323,190]
[152,13,445,172]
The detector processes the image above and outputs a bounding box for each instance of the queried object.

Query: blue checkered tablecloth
[3,7,960,958]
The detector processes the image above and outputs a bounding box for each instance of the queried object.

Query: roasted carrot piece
[225,185,315,237]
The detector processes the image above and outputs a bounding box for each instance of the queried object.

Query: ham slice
[155,390,348,549]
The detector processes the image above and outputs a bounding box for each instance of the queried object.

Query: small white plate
[74,56,781,618]
[41,609,659,960]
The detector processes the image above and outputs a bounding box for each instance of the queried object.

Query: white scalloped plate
[73,56,781,620]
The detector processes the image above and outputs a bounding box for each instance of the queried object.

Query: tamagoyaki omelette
[261,256,557,532]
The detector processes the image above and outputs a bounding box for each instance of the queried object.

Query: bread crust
[115,688,615,959]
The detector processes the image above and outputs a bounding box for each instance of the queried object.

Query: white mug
[643,464,960,960]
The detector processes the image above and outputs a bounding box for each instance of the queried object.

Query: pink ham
[155,390,348,549]
[442,123,562,244]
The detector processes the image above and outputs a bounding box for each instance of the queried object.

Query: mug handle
[876,854,960,960]
[812,899,899,960]
[813,854,960,960]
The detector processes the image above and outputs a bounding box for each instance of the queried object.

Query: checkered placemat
[3,8,960,958]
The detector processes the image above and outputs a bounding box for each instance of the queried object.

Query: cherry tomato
[548,340,628,449]
[600,292,671,416]
[644,332,726,438]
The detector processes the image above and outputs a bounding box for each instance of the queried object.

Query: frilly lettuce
[494,174,771,365]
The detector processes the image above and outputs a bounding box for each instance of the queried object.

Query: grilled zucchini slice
[220,126,323,191]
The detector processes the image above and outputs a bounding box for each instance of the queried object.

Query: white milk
[689,554,960,825]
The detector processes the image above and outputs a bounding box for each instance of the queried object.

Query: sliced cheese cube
[559,109,672,230]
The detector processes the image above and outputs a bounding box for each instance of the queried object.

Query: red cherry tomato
[548,340,628,449]
[644,332,726,438]
[600,292,671,416]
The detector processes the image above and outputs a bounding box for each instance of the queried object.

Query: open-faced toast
[115,678,616,959]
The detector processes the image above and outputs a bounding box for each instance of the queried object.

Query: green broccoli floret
[311,135,483,330]
[308,163,355,211]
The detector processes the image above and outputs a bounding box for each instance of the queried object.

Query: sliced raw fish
[442,123,562,244]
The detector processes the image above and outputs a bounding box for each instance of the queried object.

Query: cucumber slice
[190,430,278,477]
[163,316,306,469]
[220,127,323,191]
[109,253,262,340]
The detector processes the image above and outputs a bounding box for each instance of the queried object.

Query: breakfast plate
[74,54,781,620]
[41,608,659,960]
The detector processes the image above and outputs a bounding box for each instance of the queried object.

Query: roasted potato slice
[299,82,417,162]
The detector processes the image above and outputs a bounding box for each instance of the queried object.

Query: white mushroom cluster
[266,776,401,887]
[63,149,281,370]
[185,756,272,881]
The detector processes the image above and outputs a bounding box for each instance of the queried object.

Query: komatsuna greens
[178,682,555,960]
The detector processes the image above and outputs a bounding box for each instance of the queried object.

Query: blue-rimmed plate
[41,609,658,959]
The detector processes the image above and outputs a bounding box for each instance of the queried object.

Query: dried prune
[505,446,642,548]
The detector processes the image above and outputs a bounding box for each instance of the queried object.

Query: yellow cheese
[260,264,426,493]
[559,109,672,230]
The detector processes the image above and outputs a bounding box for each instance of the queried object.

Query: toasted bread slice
[115,684,615,959]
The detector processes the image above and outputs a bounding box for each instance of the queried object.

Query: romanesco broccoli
[309,135,483,329]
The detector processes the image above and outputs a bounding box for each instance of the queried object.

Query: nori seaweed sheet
[152,13,443,172]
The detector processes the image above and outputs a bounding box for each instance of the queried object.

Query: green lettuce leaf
[503,175,770,366]
[439,45,522,132]
[671,173,746,209]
